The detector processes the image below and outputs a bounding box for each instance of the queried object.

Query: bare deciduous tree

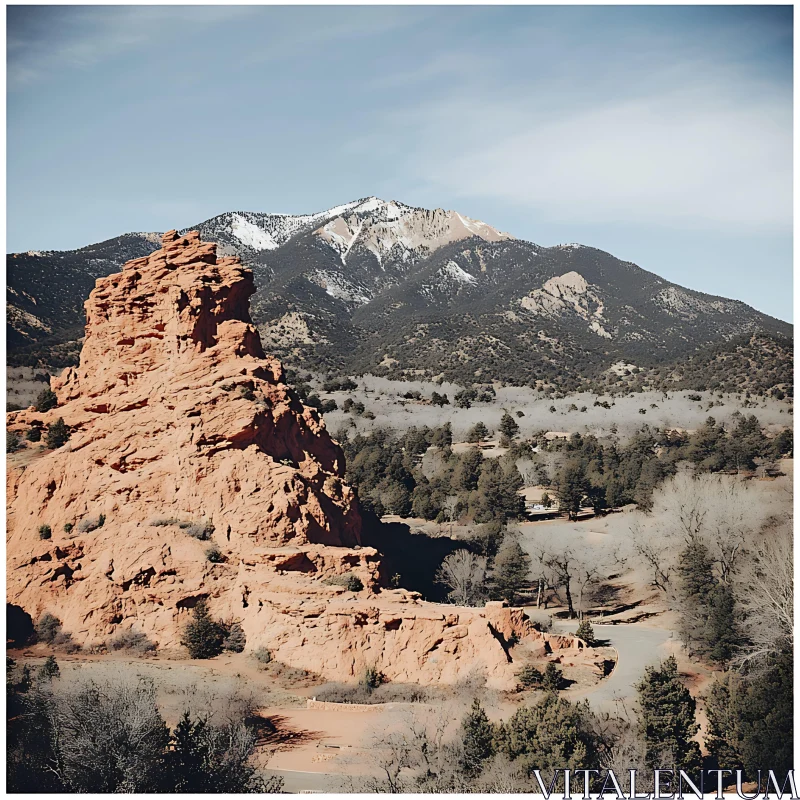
[734,516,793,670]
[631,471,777,592]
[435,549,488,606]
[528,530,623,618]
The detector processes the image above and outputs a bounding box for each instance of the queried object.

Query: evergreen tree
[542,661,564,691]
[459,699,495,777]
[704,648,793,779]
[431,422,453,449]
[676,538,717,654]
[382,481,413,517]
[575,619,596,646]
[34,388,58,413]
[45,418,70,449]
[180,601,226,659]
[466,422,490,443]
[470,459,524,523]
[704,584,737,665]
[452,447,484,492]
[636,655,701,773]
[496,693,600,775]
[490,536,531,605]
[555,461,588,520]
[499,412,520,440]
[222,622,246,653]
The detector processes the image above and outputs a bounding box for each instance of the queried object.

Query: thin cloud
[7,6,258,87]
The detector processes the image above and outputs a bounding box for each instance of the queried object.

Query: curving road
[552,620,674,713]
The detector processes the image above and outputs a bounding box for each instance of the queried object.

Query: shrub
[205,545,224,563]
[252,647,272,666]
[37,655,60,681]
[575,619,596,646]
[185,520,215,540]
[541,662,564,691]
[323,573,364,592]
[180,600,226,659]
[46,418,70,449]
[150,517,183,527]
[6,431,22,453]
[26,426,42,442]
[63,523,74,534]
[237,385,256,401]
[222,622,246,653]
[109,628,157,654]
[77,514,105,533]
[517,664,544,689]
[34,388,58,412]
[316,681,429,705]
[360,665,384,691]
[35,612,62,644]
[53,630,80,653]
[38,524,52,540]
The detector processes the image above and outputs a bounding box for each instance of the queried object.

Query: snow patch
[308,271,371,306]
[440,260,477,285]
[230,214,278,250]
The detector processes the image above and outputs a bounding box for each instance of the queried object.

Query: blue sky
[7,5,793,321]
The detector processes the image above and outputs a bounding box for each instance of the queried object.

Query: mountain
[7,197,792,391]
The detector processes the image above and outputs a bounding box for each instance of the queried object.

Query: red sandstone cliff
[7,231,584,688]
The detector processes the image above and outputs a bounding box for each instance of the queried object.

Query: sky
[6,5,793,321]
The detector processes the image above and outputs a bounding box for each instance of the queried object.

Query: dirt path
[553,621,674,713]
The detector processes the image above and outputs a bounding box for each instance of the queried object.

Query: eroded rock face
[7,231,581,688]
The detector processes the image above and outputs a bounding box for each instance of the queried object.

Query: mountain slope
[7,197,791,392]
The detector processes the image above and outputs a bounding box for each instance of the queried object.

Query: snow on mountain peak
[230,214,278,251]
[310,199,514,265]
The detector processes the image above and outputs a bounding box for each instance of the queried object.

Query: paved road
[271,768,343,793]
[553,621,673,713]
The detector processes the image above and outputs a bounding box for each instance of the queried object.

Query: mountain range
[7,197,792,393]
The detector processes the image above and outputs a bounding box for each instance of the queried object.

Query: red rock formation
[7,231,585,688]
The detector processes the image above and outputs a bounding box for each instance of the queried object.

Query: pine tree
[636,655,701,773]
[180,601,226,659]
[466,422,489,443]
[45,418,70,449]
[704,648,793,779]
[34,388,58,413]
[705,584,737,665]
[676,539,718,656]
[575,619,596,646]
[459,699,495,777]
[490,536,531,605]
[499,412,520,440]
[542,661,564,691]
[222,622,246,653]
[556,461,588,520]
[496,693,599,775]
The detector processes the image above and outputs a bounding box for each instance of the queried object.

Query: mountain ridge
[7,198,791,392]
